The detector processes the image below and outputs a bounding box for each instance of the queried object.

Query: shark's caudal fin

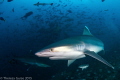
[84,50,114,69]
[83,26,93,36]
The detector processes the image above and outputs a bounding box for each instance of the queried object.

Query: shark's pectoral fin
[84,50,114,69]
[68,60,76,66]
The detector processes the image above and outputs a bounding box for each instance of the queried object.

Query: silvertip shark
[16,55,50,67]
[35,26,114,69]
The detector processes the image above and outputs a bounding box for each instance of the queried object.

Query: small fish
[21,11,33,20]
[101,0,105,2]
[34,2,53,6]
[0,17,5,21]
[67,10,72,13]
[78,64,89,71]
[7,0,13,2]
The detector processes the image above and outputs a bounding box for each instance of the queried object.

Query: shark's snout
[35,49,53,57]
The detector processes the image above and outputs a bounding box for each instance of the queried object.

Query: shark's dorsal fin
[83,26,93,36]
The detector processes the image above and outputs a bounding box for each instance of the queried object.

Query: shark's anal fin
[84,50,114,69]
[68,60,76,66]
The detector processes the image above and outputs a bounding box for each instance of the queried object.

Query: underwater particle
[26,67,30,71]
[70,77,74,79]
[87,74,90,76]
[12,8,14,12]
[0,0,4,4]
[7,0,13,2]
[23,8,28,10]
[94,72,97,75]
[0,12,3,15]
[76,69,79,72]
[21,11,33,20]
[104,9,109,11]
[0,17,5,21]
[114,51,117,53]
[99,69,102,72]
[9,59,17,64]
[29,50,33,54]
[52,75,55,78]
[33,2,53,6]
[107,71,111,73]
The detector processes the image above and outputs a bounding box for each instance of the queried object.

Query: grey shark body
[33,2,53,6]
[35,26,114,69]
[16,55,50,67]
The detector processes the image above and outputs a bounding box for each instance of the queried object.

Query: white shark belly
[36,50,86,60]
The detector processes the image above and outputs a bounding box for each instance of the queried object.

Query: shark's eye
[50,49,53,52]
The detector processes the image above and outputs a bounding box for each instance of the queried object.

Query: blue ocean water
[0,0,120,80]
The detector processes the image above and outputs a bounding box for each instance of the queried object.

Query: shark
[33,2,53,6]
[35,26,114,69]
[16,55,50,67]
